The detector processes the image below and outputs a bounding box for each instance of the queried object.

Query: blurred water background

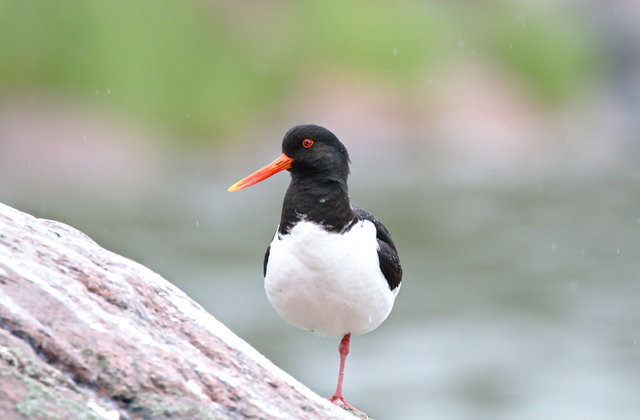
[1,1,639,419]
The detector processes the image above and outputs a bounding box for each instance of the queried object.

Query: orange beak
[228,153,293,192]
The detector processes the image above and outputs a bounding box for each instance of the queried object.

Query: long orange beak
[228,153,293,192]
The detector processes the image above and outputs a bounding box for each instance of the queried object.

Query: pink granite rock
[0,202,356,420]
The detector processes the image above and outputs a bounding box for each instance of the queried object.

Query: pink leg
[328,334,364,414]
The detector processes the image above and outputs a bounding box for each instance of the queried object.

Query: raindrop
[392,47,397,55]
[551,243,556,251]
[196,220,199,227]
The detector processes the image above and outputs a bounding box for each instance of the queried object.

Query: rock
[0,202,356,420]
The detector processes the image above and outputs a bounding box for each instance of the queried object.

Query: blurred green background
[1,1,639,419]
[0,1,603,140]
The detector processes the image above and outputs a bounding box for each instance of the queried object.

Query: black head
[228,124,355,232]
[228,124,351,193]
[282,124,350,181]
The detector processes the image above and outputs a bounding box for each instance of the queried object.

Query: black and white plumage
[229,124,402,412]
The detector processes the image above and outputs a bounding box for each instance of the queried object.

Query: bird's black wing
[352,205,402,291]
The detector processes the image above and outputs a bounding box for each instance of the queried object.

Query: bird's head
[228,124,350,192]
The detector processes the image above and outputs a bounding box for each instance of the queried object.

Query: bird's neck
[279,175,354,235]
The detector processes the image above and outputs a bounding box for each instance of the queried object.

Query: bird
[228,124,402,412]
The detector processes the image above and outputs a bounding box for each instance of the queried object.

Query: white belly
[264,220,396,338]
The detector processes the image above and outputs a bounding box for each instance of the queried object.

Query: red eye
[302,139,314,148]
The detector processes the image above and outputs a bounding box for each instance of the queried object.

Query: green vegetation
[0,1,604,142]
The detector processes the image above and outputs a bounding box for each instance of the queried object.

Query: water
[3,151,639,420]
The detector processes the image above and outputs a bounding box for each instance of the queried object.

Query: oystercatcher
[228,124,402,412]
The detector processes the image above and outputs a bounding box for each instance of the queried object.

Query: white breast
[264,220,397,338]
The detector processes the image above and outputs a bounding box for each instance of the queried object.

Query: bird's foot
[328,395,367,417]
